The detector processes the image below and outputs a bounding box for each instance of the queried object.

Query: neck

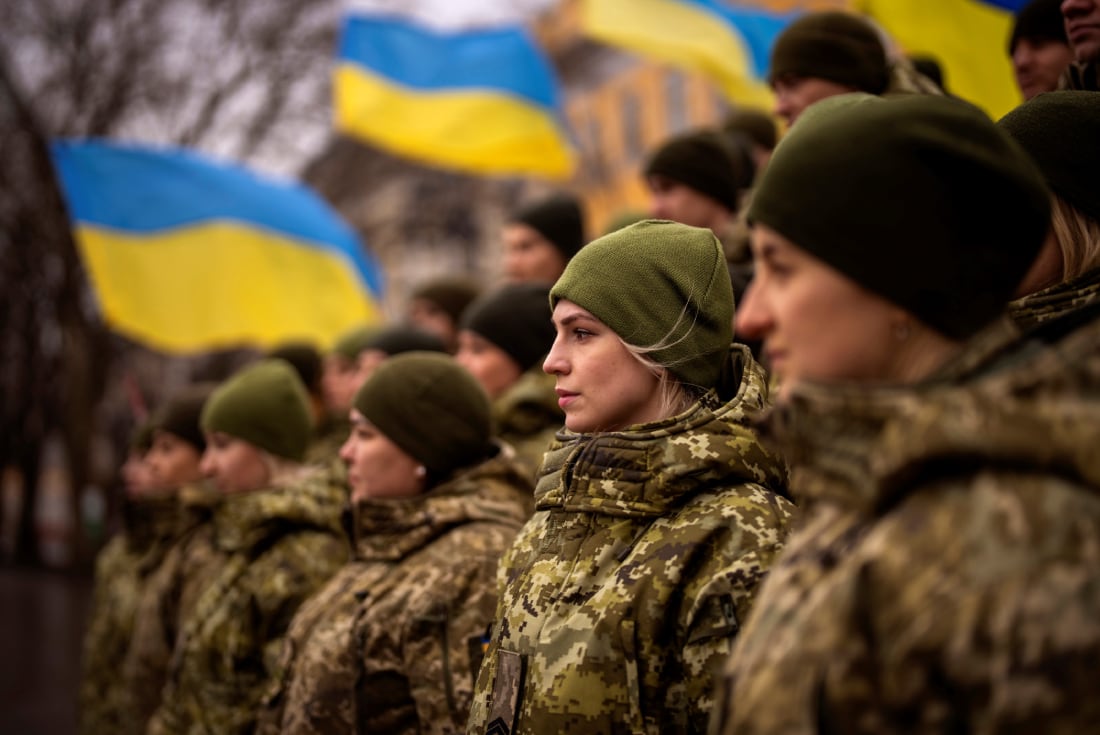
[889,326,964,385]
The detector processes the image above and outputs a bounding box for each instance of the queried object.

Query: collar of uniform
[212,469,344,553]
[1008,266,1100,333]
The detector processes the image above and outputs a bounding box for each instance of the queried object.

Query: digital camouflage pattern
[1007,266,1100,332]
[493,366,562,482]
[79,493,180,735]
[712,305,1100,735]
[147,469,348,735]
[255,451,532,735]
[120,482,221,735]
[468,346,794,735]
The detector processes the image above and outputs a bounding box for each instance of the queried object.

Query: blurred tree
[0,0,340,568]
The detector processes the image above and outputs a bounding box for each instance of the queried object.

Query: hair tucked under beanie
[997,90,1100,225]
[769,11,889,94]
[353,351,494,478]
[511,193,587,260]
[749,93,1051,340]
[550,219,734,390]
[151,383,216,452]
[644,130,749,209]
[461,283,555,373]
[201,359,313,462]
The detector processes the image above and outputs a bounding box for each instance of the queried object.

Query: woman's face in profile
[736,224,905,401]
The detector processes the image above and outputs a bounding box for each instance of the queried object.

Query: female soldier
[455,283,562,480]
[148,359,347,735]
[711,95,1100,733]
[255,352,531,734]
[80,383,211,735]
[999,90,1100,329]
[467,220,794,734]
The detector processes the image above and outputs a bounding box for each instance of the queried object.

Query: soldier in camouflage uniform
[256,352,530,735]
[148,359,347,735]
[999,91,1100,331]
[456,283,562,482]
[80,384,212,735]
[712,95,1100,733]
[467,221,794,735]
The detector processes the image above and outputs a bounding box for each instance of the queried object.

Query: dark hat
[644,129,749,209]
[363,326,447,356]
[998,91,1100,225]
[150,383,216,452]
[511,193,587,259]
[724,107,779,151]
[769,11,889,94]
[201,359,312,462]
[460,283,554,373]
[750,93,1051,340]
[353,352,493,477]
[409,277,482,324]
[330,325,383,361]
[1009,0,1069,54]
[551,220,733,390]
[129,420,155,453]
[268,342,322,395]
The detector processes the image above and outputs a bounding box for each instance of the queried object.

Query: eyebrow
[554,311,600,328]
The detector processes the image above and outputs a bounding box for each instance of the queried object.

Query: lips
[555,388,578,409]
[1067,22,1100,44]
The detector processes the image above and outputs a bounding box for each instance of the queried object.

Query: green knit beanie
[998,91,1100,225]
[724,107,779,151]
[550,219,734,390]
[644,130,749,208]
[353,352,493,477]
[1009,0,1069,54]
[200,359,312,461]
[769,11,889,94]
[460,283,554,372]
[512,193,587,259]
[330,324,383,361]
[410,277,482,324]
[750,94,1051,340]
[151,383,216,452]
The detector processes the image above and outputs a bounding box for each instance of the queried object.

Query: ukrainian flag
[334,14,576,180]
[50,140,384,354]
[581,0,796,108]
[854,0,1028,118]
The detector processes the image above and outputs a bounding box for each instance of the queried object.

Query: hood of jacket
[493,364,562,438]
[350,451,532,561]
[535,344,789,518]
[212,467,347,553]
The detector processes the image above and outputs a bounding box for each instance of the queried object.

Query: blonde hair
[619,339,707,422]
[1052,196,1100,281]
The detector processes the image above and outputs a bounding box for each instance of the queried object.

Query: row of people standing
[81,10,1100,735]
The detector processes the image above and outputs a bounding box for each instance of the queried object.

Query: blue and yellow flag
[854,0,1027,118]
[333,14,576,179]
[50,140,384,354]
[581,0,797,108]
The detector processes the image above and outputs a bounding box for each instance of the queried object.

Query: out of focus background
[0,0,1027,731]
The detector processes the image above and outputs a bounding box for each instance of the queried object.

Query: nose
[199,449,215,477]
[542,334,568,376]
[734,279,772,342]
[338,434,354,464]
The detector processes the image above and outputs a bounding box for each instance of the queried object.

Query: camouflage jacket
[493,366,563,482]
[255,453,531,735]
[712,307,1100,735]
[468,346,794,735]
[1008,266,1100,332]
[148,471,348,735]
[119,483,221,735]
[79,493,180,735]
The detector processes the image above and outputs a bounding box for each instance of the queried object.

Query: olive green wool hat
[201,359,312,462]
[550,219,734,390]
[644,130,749,208]
[769,11,889,94]
[749,93,1051,340]
[997,91,1100,225]
[461,283,554,373]
[511,193,587,259]
[330,324,382,361]
[151,382,216,452]
[353,351,493,477]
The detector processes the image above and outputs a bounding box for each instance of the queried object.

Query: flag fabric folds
[580,0,796,108]
[334,14,576,179]
[50,140,384,354]
[854,0,1026,118]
